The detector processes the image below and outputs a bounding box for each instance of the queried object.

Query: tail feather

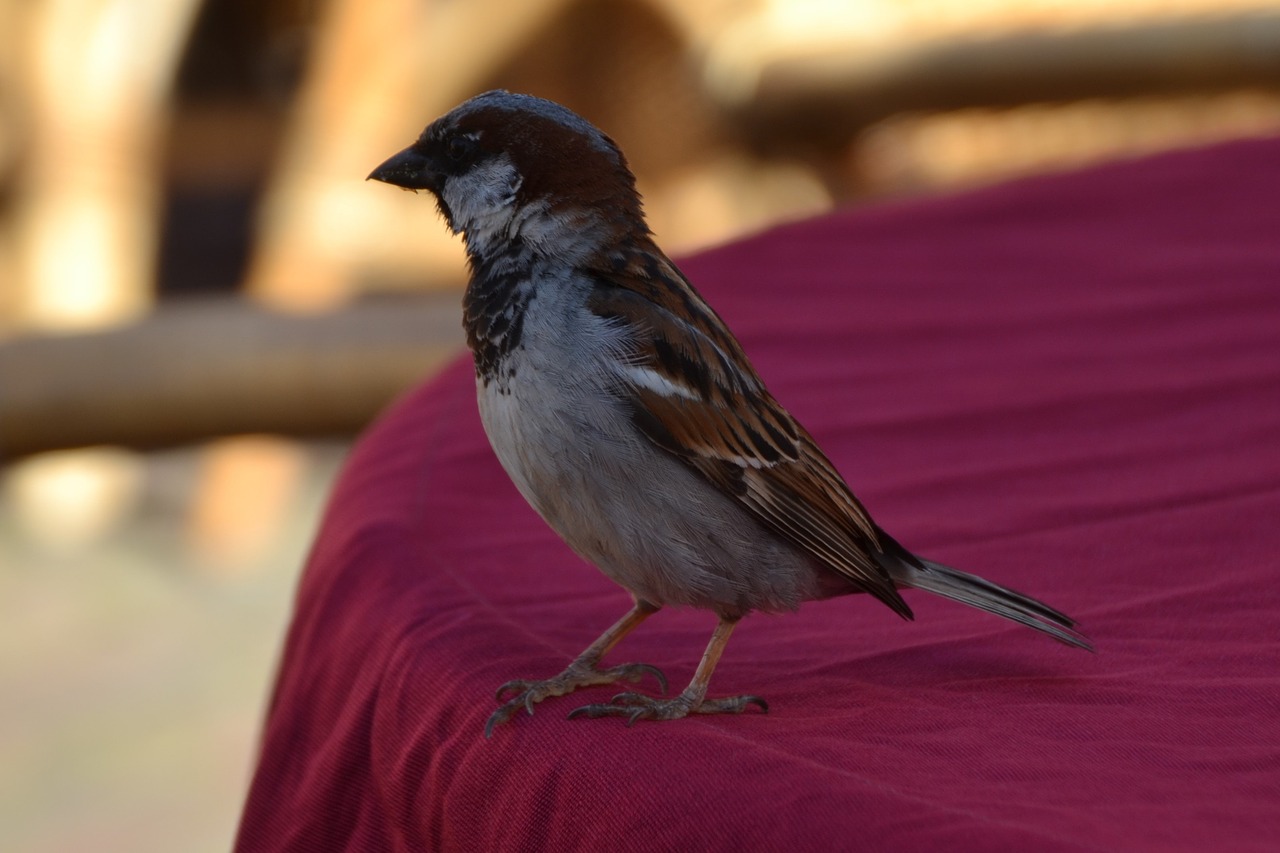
[900,559,1094,651]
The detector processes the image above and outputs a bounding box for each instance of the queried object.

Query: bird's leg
[568,615,767,725]
[485,600,666,736]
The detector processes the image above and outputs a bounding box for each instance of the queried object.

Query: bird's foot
[485,660,667,737]
[567,689,768,726]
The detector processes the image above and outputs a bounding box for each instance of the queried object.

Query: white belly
[471,286,820,615]
[476,362,819,615]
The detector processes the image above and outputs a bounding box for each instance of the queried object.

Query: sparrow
[368,91,1092,736]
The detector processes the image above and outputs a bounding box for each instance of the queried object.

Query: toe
[488,661,672,734]
[566,702,626,721]
[567,691,769,726]
[568,693,690,723]
[609,663,667,694]
[485,701,520,738]
[694,694,769,715]
[494,679,534,702]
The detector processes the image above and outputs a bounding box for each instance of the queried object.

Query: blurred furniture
[0,295,460,458]
[719,8,1280,149]
[234,136,1280,851]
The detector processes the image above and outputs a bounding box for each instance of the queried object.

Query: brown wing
[587,252,913,619]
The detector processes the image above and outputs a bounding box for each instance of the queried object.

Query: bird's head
[368,91,648,262]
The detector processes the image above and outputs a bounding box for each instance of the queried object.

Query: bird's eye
[445,135,475,164]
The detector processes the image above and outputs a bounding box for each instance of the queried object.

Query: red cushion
[237,137,1280,851]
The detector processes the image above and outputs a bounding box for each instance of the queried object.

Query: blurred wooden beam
[10,0,202,331]
[720,12,1280,150]
[0,295,463,460]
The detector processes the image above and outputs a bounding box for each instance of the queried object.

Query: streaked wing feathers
[587,252,912,617]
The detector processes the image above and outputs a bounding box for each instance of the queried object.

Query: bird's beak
[367,145,441,192]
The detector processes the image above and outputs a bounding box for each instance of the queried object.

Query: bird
[368,91,1092,736]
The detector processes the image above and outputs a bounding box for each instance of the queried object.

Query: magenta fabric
[236,137,1280,852]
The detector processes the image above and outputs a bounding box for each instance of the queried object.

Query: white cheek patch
[442,154,522,236]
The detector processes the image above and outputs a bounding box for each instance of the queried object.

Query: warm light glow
[15,0,201,334]
[187,436,308,572]
[4,448,144,549]
[21,194,149,330]
[648,157,833,254]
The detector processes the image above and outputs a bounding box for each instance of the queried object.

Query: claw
[568,690,769,725]
[484,703,517,738]
[624,663,667,695]
[485,659,669,736]
[484,688,542,737]
[495,679,530,702]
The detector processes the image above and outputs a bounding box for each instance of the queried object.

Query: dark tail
[898,559,1094,651]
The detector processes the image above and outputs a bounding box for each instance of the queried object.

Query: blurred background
[2,0,1280,849]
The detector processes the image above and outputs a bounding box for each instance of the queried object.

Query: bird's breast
[462,249,544,386]
[474,325,640,555]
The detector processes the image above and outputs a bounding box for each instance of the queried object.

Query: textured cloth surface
[236,138,1280,852]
